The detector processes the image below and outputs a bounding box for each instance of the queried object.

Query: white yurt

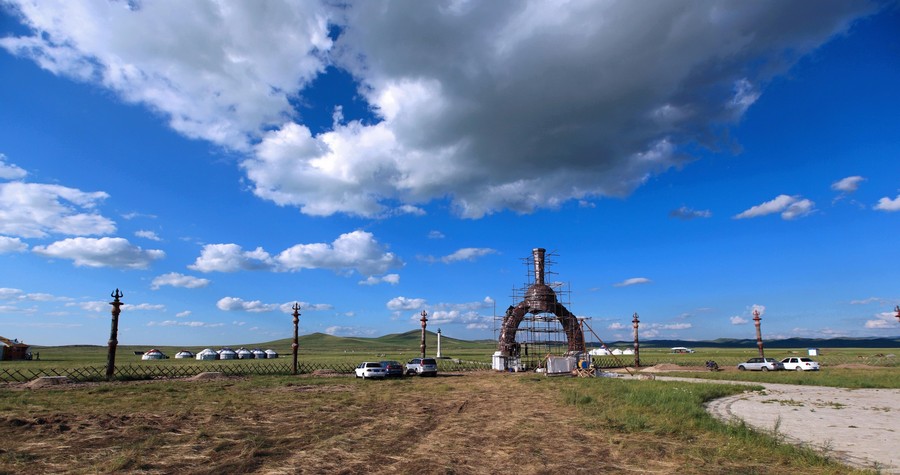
[196,348,218,360]
[236,348,254,359]
[218,348,238,360]
[141,349,167,360]
[252,349,267,359]
[589,348,611,356]
[622,348,635,355]
[175,350,195,359]
[265,349,278,358]
[611,348,624,355]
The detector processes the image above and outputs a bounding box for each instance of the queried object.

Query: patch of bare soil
[188,372,226,381]
[639,364,701,373]
[23,376,72,389]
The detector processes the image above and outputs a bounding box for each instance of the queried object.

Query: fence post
[106,289,124,381]
[292,303,301,375]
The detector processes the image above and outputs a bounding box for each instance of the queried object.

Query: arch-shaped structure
[497,248,585,356]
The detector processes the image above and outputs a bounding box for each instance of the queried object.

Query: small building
[808,348,820,356]
[174,350,195,359]
[589,347,611,356]
[218,348,237,360]
[196,348,218,360]
[622,348,634,355]
[611,348,624,355]
[141,349,167,360]
[264,349,278,359]
[0,336,31,360]
[236,348,254,359]
[252,349,267,359]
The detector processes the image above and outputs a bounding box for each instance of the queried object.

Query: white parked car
[780,357,820,371]
[355,361,387,379]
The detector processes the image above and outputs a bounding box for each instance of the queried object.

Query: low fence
[0,359,492,383]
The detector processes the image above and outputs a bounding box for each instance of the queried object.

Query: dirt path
[654,376,900,473]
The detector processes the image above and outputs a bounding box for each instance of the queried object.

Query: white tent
[589,348,611,356]
[236,348,254,359]
[196,348,218,360]
[611,348,624,355]
[252,349,267,359]
[218,348,237,360]
[265,349,278,358]
[622,348,634,355]
[141,349,167,360]
[175,350,194,359]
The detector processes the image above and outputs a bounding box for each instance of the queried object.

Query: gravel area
[654,376,900,473]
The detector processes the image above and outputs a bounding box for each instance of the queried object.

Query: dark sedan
[380,360,404,377]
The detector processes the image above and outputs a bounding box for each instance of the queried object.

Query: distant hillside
[256,330,492,352]
[604,337,900,349]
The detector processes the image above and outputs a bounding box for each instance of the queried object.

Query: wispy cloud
[614,277,651,288]
[669,206,711,220]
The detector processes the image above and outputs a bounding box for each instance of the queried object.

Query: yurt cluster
[588,347,635,356]
[140,348,279,360]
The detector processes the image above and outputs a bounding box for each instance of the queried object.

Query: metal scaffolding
[494,249,587,370]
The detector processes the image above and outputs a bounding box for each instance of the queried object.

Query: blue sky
[1,1,898,347]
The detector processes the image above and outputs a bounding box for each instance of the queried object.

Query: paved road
[652,376,900,473]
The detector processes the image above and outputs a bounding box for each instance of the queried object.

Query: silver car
[737,357,784,372]
[405,357,438,376]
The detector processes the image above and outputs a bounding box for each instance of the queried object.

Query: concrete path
[653,376,900,473]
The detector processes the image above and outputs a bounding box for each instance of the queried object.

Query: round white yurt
[589,348,611,356]
[265,349,278,358]
[611,348,624,356]
[252,349,267,359]
[218,348,238,360]
[142,349,167,360]
[236,348,254,359]
[196,348,218,360]
[622,348,635,355]
[175,350,195,359]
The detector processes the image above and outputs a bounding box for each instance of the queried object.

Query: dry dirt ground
[652,375,900,474]
[0,372,703,474]
[0,370,883,474]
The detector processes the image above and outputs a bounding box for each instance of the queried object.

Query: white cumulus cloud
[32,237,164,269]
[0,182,116,238]
[387,296,427,311]
[135,230,161,241]
[730,316,748,325]
[0,236,27,253]
[734,195,815,220]
[1,1,873,218]
[358,274,400,286]
[864,312,898,329]
[151,272,211,290]
[831,175,865,193]
[190,231,401,276]
[216,296,279,313]
[874,194,900,212]
[0,154,27,180]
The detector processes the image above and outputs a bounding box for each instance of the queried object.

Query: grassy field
[0,372,876,474]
